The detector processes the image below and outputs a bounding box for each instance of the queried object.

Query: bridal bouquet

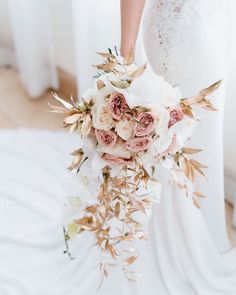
[50,48,220,283]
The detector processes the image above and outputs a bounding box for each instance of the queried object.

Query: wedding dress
[101,0,236,294]
[1,1,236,295]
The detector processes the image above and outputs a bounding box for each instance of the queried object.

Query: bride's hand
[120,0,146,57]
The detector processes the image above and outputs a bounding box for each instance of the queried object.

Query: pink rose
[134,112,156,137]
[124,136,152,152]
[168,107,184,128]
[109,93,129,121]
[102,153,133,165]
[95,129,117,148]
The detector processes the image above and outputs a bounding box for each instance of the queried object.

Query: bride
[1,1,236,294]
[103,0,236,294]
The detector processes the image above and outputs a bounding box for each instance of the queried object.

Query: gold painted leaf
[199,79,222,96]
[48,103,67,114]
[96,80,106,89]
[190,159,208,169]
[70,148,83,156]
[130,63,147,79]
[193,166,206,178]
[68,153,84,171]
[69,122,78,133]
[94,62,116,71]
[52,91,73,110]
[96,52,116,59]
[193,191,206,198]
[193,198,200,209]
[181,105,195,118]
[110,80,130,89]
[81,115,92,138]
[64,113,82,125]
[114,202,120,218]
[86,205,97,214]
[182,147,202,154]
[124,255,138,266]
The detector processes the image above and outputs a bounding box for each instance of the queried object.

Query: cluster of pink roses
[93,92,184,164]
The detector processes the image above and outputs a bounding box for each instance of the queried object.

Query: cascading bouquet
[50,48,220,283]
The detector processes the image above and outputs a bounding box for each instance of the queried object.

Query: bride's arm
[120,0,146,57]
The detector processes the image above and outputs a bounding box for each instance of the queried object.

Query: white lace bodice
[142,0,232,89]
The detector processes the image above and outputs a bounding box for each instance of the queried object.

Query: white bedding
[1,129,236,295]
[0,129,101,295]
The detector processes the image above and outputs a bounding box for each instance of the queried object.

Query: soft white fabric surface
[1,129,236,295]
[0,129,101,295]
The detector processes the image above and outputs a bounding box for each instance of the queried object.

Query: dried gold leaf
[97,80,106,89]
[124,255,138,266]
[193,197,200,209]
[181,105,195,118]
[193,191,206,198]
[130,63,147,79]
[199,80,222,96]
[70,148,83,156]
[193,166,206,178]
[52,91,73,110]
[81,115,92,138]
[64,113,81,125]
[114,202,120,218]
[190,159,208,169]
[68,153,84,171]
[182,147,202,154]
[96,52,116,59]
[69,122,78,133]
[110,80,130,89]
[86,205,97,214]
[94,62,116,71]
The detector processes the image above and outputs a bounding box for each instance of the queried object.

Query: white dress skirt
[1,1,236,294]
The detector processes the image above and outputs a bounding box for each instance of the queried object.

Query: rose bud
[109,92,129,121]
[95,129,117,148]
[168,107,184,128]
[134,112,156,137]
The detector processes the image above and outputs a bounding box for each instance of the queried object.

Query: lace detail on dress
[153,0,185,75]
[142,0,203,85]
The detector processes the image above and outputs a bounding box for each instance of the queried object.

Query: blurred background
[0,0,236,242]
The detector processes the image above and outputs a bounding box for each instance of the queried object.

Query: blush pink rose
[95,129,117,148]
[168,107,184,128]
[102,153,133,165]
[109,92,129,121]
[134,112,156,137]
[124,136,152,152]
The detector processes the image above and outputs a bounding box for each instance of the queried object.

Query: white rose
[91,103,114,131]
[115,113,135,140]
[148,104,170,135]
[168,117,196,146]
[126,66,165,107]
[148,135,173,157]
[162,82,181,108]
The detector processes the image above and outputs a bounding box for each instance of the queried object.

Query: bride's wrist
[120,44,135,57]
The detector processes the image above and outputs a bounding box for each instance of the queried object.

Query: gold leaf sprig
[176,147,207,182]
[65,164,155,283]
[180,80,222,116]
